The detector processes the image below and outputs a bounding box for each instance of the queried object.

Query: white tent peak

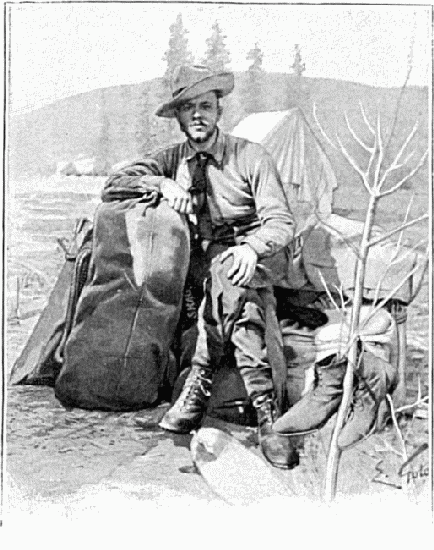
[231,110,290,144]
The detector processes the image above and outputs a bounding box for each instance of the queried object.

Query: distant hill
[9,72,429,212]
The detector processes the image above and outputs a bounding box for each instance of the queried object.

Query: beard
[179,120,217,144]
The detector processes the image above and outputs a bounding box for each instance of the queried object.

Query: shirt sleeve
[239,143,294,258]
[101,149,174,202]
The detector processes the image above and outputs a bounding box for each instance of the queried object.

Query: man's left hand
[220,245,258,286]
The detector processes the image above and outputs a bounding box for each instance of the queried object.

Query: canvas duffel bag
[55,197,190,410]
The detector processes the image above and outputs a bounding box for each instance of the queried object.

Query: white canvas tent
[232,108,338,230]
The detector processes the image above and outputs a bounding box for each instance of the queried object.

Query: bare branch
[379,149,428,197]
[396,395,429,414]
[359,102,375,135]
[390,238,428,267]
[344,112,373,153]
[373,112,384,190]
[379,122,419,188]
[395,194,415,252]
[366,128,378,183]
[402,149,416,167]
[336,133,371,194]
[313,103,338,151]
[317,270,341,311]
[407,252,429,304]
[368,213,428,247]
[386,395,407,461]
[386,394,416,498]
[298,107,339,169]
[332,283,349,317]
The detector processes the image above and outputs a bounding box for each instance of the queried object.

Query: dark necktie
[190,153,212,242]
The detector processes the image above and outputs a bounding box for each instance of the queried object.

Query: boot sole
[273,427,320,437]
[158,418,197,434]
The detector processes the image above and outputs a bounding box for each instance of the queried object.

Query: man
[104,65,297,469]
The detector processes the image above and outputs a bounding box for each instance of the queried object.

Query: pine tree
[247,42,263,73]
[203,21,231,71]
[288,44,309,107]
[244,42,265,113]
[162,13,194,90]
[290,44,306,78]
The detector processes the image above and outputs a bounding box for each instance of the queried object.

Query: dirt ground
[4,345,430,516]
[3,176,431,527]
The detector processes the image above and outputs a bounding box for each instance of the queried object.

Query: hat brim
[156,72,234,118]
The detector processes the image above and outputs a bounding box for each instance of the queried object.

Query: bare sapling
[313,102,428,502]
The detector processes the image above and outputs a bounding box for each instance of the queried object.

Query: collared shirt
[103,130,294,259]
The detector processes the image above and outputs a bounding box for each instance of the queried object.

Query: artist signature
[372,443,429,489]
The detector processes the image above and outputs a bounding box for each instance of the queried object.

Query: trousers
[189,243,277,401]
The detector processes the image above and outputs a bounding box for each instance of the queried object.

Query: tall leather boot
[254,394,300,470]
[158,365,213,433]
[338,351,397,449]
[273,355,347,435]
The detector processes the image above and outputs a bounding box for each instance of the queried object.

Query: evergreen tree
[290,44,306,77]
[247,42,263,73]
[288,44,309,107]
[203,21,231,71]
[163,13,194,89]
[244,42,265,113]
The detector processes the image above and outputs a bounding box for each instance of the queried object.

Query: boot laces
[349,376,376,413]
[178,368,212,408]
[256,398,275,425]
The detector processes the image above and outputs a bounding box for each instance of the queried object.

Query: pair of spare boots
[273,348,397,449]
[272,305,398,451]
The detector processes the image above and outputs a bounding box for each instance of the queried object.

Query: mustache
[190,120,208,127]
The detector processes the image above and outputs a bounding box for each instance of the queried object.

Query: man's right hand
[160,178,193,215]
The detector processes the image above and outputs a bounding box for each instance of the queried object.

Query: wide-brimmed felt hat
[156,65,234,118]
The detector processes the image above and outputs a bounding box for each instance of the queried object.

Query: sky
[8,2,432,114]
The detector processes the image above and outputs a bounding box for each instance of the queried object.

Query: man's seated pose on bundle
[104,65,296,469]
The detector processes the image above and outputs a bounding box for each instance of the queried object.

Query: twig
[378,122,418,189]
[312,103,338,151]
[336,133,369,190]
[378,149,429,197]
[359,102,375,135]
[386,394,415,498]
[368,214,428,248]
[396,396,429,414]
[387,395,408,461]
[317,270,341,312]
[344,111,373,153]
[395,194,415,252]
[373,112,384,190]
[407,254,429,304]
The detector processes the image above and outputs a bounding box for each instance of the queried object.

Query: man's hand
[220,244,258,287]
[160,178,193,214]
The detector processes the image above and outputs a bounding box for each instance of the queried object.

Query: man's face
[176,91,221,144]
